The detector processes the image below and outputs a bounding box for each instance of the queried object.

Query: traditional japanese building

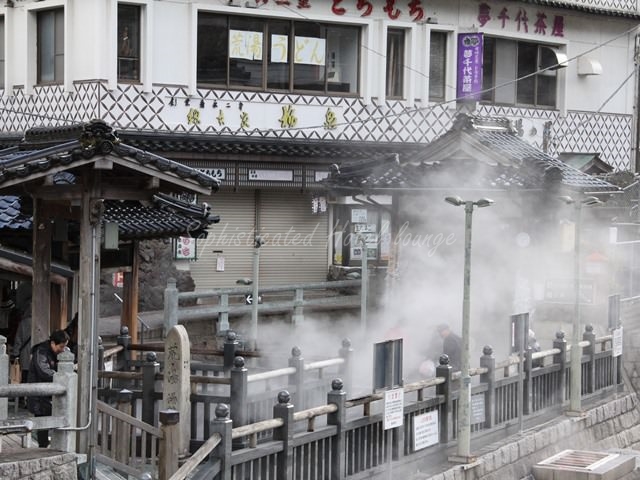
[1,0,638,288]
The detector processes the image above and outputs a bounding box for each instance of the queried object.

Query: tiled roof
[118,130,424,160]
[0,193,219,241]
[324,114,619,194]
[0,120,220,191]
[0,121,221,241]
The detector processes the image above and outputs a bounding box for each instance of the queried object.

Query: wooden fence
[94,322,622,479]
[163,278,362,342]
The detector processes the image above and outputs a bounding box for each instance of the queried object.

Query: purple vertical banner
[457,33,484,101]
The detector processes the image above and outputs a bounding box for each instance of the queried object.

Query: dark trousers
[36,422,49,448]
[28,397,52,448]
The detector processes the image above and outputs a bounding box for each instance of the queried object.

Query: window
[481,37,560,108]
[386,29,404,98]
[0,17,4,89]
[429,31,447,102]
[197,13,360,95]
[118,4,141,82]
[37,8,64,84]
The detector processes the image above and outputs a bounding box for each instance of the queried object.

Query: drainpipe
[633,33,640,173]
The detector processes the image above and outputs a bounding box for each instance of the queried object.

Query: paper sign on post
[383,388,404,430]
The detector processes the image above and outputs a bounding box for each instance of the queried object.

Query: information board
[413,410,439,450]
[383,388,404,430]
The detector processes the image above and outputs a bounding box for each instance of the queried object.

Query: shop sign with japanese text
[457,33,483,101]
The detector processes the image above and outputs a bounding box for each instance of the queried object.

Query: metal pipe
[360,235,368,333]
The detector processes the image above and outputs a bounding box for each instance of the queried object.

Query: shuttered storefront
[189,190,256,290]
[259,191,329,286]
[189,190,329,289]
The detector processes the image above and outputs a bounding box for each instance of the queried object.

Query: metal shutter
[259,191,329,286]
[189,190,256,290]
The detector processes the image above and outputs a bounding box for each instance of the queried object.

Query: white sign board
[413,410,439,450]
[383,388,404,430]
[613,326,623,357]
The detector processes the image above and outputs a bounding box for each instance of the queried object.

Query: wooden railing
[92,321,623,479]
[163,278,361,342]
[96,396,180,479]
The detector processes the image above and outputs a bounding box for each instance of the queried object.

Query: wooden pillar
[77,181,102,473]
[50,282,68,331]
[122,241,140,346]
[32,197,52,345]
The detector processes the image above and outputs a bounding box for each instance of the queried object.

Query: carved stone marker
[163,325,191,456]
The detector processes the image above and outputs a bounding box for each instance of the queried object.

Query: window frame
[481,36,561,109]
[117,3,142,84]
[197,12,361,96]
[0,17,4,90]
[36,8,64,85]
[428,30,448,103]
[386,28,405,99]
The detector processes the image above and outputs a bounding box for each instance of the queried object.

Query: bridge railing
[0,336,77,452]
[92,320,623,479]
[96,331,354,450]
[163,277,361,340]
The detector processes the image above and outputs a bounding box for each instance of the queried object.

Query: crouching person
[27,329,69,448]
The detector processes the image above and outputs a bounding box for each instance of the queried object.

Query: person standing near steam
[436,323,462,371]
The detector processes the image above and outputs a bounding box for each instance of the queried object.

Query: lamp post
[444,195,493,463]
[560,195,602,414]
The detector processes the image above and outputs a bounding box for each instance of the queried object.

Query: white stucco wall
[1,0,638,115]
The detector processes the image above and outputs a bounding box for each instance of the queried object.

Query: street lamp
[444,195,494,463]
[559,195,602,414]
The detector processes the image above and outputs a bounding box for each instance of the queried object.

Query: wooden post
[339,339,353,395]
[583,324,596,394]
[97,338,105,390]
[51,349,77,452]
[0,336,7,419]
[32,197,52,346]
[523,346,533,415]
[158,409,180,480]
[77,184,102,467]
[273,391,294,480]
[553,331,568,405]
[223,331,239,372]
[435,356,453,444]
[163,325,191,457]
[288,347,304,409]
[142,352,160,427]
[116,326,132,371]
[479,346,495,429]
[122,240,140,347]
[230,356,248,449]
[327,379,346,480]
[210,404,233,480]
[219,293,229,334]
[163,278,178,338]
[292,288,304,324]
[115,389,133,465]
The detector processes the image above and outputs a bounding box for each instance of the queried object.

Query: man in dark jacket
[437,323,463,371]
[27,329,69,448]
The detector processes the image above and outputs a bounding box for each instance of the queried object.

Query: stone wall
[409,393,640,480]
[100,239,195,317]
[0,451,77,480]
